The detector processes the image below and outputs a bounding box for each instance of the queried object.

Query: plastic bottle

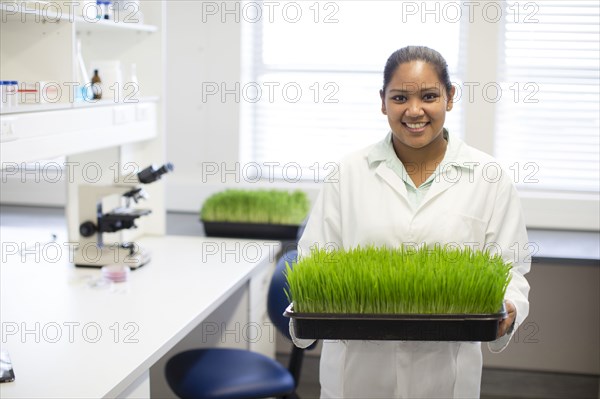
[96,1,112,20]
[0,81,18,110]
[0,81,9,110]
[96,1,104,19]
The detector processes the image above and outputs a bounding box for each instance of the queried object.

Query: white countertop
[0,235,280,398]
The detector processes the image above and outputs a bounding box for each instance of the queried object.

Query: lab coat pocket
[441,213,487,246]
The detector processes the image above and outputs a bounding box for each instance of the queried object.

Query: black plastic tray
[284,304,506,342]
[201,221,301,240]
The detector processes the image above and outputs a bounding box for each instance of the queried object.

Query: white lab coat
[295,133,531,398]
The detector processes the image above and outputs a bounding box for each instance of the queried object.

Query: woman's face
[380,60,455,150]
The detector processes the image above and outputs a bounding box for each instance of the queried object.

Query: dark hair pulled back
[382,46,452,95]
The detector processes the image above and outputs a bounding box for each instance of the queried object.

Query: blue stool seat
[165,348,295,399]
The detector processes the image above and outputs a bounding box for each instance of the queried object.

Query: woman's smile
[402,121,430,133]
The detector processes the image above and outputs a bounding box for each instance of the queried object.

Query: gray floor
[277,352,600,399]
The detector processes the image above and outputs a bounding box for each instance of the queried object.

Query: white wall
[165,1,244,213]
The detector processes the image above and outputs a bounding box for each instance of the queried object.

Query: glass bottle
[91,69,102,100]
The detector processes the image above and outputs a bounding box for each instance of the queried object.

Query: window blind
[241,1,466,179]
[494,0,600,193]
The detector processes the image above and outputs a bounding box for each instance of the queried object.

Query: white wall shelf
[75,18,158,34]
[0,96,159,115]
[0,102,158,164]
[1,0,167,236]
[0,2,157,32]
[72,95,160,108]
[0,102,68,115]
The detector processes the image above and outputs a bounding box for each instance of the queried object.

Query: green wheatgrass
[200,189,310,225]
[285,245,512,315]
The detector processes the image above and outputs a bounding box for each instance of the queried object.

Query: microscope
[73,163,173,268]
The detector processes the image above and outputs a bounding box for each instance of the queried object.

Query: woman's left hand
[497,301,516,338]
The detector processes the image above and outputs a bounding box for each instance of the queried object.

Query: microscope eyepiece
[137,163,174,184]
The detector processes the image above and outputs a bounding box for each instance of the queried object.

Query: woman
[292,46,531,398]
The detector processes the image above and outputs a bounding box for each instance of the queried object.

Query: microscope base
[73,244,151,269]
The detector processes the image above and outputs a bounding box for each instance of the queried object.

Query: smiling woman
[290,45,531,398]
[379,47,458,187]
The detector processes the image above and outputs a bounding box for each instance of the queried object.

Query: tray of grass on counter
[200,189,310,240]
[284,246,511,341]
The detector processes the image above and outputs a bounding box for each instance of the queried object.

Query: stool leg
[288,346,305,387]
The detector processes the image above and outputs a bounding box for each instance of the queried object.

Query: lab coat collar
[374,162,410,200]
[366,132,395,166]
[367,132,409,200]
[366,130,477,208]
[366,130,475,175]
[420,132,476,211]
[438,131,478,175]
